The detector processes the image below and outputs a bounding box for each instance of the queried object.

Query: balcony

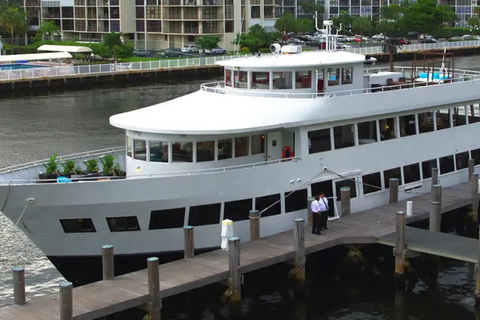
[98,0,109,5]
[184,27,199,33]
[42,13,61,19]
[87,0,96,5]
[201,13,223,20]
[163,0,181,5]
[203,0,223,5]
[26,0,40,6]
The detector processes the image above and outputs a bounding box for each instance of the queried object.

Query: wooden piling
[429,201,441,233]
[432,184,442,207]
[469,159,475,182]
[147,257,161,320]
[183,226,194,258]
[340,186,351,216]
[249,210,260,241]
[228,237,241,305]
[394,211,406,290]
[476,228,480,305]
[12,267,25,305]
[307,196,315,225]
[59,282,73,320]
[102,245,114,280]
[293,218,306,284]
[389,178,399,204]
[472,173,479,223]
[431,168,439,191]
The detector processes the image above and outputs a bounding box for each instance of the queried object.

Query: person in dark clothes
[318,192,329,230]
[311,195,322,235]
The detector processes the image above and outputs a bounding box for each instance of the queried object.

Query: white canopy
[0,52,73,63]
[37,44,93,54]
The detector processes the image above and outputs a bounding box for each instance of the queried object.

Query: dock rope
[0,180,12,212]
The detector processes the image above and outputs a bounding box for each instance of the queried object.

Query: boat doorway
[267,131,283,160]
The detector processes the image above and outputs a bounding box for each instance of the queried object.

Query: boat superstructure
[1,22,480,284]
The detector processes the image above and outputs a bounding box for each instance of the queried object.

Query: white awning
[37,44,93,54]
[0,52,73,63]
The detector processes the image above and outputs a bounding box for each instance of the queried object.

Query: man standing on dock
[318,192,329,231]
[311,195,322,235]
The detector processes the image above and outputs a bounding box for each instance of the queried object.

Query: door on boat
[267,131,283,160]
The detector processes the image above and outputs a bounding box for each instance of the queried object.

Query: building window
[251,134,265,154]
[146,6,162,19]
[335,179,357,198]
[418,111,435,133]
[136,7,145,18]
[172,142,193,162]
[147,20,161,32]
[218,139,232,160]
[308,128,331,154]
[379,118,396,140]
[358,120,377,143]
[106,216,140,232]
[126,136,132,157]
[134,139,147,161]
[251,6,260,18]
[60,219,96,233]
[265,6,274,18]
[455,151,469,170]
[188,203,221,226]
[284,189,308,213]
[327,68,340,86]
[439,155,455,174]
[342,67,352,84]
[362,172,381,194]
[136,20,145,32]
[384,167,402,188]
[224,199,252,221]
[251,72,269,89]
[110,20,120,32]
[436,109,451,129]
[399,115,416,137]
[149,208,185,229]
[225,20,234,33]
[403,163,421,184]
[235,136,249,157]
[333,124,354,149]
[295,71,311,89]
[150,141,169,163]
[255,194,281,217]
[422,159,437,179]
[272,71,292,89]
[197,141,215,162]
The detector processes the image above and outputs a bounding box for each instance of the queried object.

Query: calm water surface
[1,55,480,317]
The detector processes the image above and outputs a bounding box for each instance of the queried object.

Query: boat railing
[0,146,125,174]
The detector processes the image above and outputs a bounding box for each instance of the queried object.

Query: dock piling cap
[222,219,232,226]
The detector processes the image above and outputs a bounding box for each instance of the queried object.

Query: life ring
[282,146,293,158]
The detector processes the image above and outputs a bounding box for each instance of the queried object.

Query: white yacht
[1,23,480,284]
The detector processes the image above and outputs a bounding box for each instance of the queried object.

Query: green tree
[248,24,273,45]
[398,0,456,35]
[36,21,60,41]
[380,4,402,21]
[297,19,315,34]
[196,35,220,50]
[300,0,325,16]
[376,20,396,36]
[332,10,353,32]
[103,31,123,62]
[275,13,298,38]
[352,16,371,46]
[0,6,28,54]
[233,25,273,52]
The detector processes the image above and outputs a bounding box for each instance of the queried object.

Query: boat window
[439,155,455,174]
[358,120,378,144]
[149,208,185,230]
[421,159,437,179]
[188,203,221,226]
[342,67,353,85]
[60,218,96,233]
[362,172,382,194]
[379,118,396,140]
[316,69,325,92]
[235,136,249,157]
[106,216,140,232]
[399,115,416,137]
[251,72,270,89]
[234,70,248,89]
[403,163,421,184]
[224,198,252,221]
[218,139,232,160]
[327,68,340,86]
[295,71,311,89]
[149,141,169,163]
[335,179,357,198]
[418,112,435,133]
[272,71,293,90]
[172,142,193,163]
[468,105,480,124]
[133,139,147,161]
[284,189,308,213]
[255,193,281,217]
[472,149,480,165]
[333,125,354,149]
[436,109,451,129]
[251,134,265,154]
[453,106,467,127]
[197,141,215,162]
[308,129,331,154]
[225,69,232,87]
[311,180,333,197]
[455,151,469,170]
[126,136,132,158]
[384,167,402,188]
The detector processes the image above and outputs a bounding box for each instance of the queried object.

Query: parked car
[420,38,437,43]
[391,37,410,45]
[338,44,352,49]
[372,33,385,41]
[133,49,151,57]
[181,45,201,53]
[160,48,183,58]
[461,34,480,40]
[204,46,227,55]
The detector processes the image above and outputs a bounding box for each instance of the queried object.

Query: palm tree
[382,37,403,72]
[37,21,60,41]
[352,16,372,47]
[0,6,28,54]
[103,31,123,62]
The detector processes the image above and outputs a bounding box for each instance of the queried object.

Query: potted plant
[39,153,59,181]
[84,159,99,175]
[60,160,82,178]
[99,154,121,176]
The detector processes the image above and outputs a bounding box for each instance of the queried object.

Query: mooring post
[469,159,475,182]
[102,244,114,280]
[476,228,480,305]
[228,237,241,305]
[307,196,315,225]
[431,168,439,191]
[12,267,25,305]
[340,186,351,216]
[293,218,306,284]
[59,282,73,320]
[429,201,441,233]
[183,226,194,258]
[432,184,442,208]
[395,211,406,290]
[389,178,399,204]
[249,210,260,240]
[147,257,161,320]
[472,173,479,223]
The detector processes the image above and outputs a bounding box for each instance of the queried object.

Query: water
[0,64,47,70]
[1,55,480,317]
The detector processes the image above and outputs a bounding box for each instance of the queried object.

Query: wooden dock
[0,181,475,320]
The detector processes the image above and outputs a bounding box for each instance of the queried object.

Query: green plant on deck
[99,154,121,176]
[43,153,59,175]
[61,160,82,175]
[84,159,99,173]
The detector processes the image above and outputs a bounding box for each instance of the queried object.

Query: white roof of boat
[216,50,366,69]
[37,44,93,53]
[0,52,73,63]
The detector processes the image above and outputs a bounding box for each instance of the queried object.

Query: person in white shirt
[318,192,329,230]
[311,195,322,235]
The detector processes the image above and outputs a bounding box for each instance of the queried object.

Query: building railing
[344,40,480,55]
